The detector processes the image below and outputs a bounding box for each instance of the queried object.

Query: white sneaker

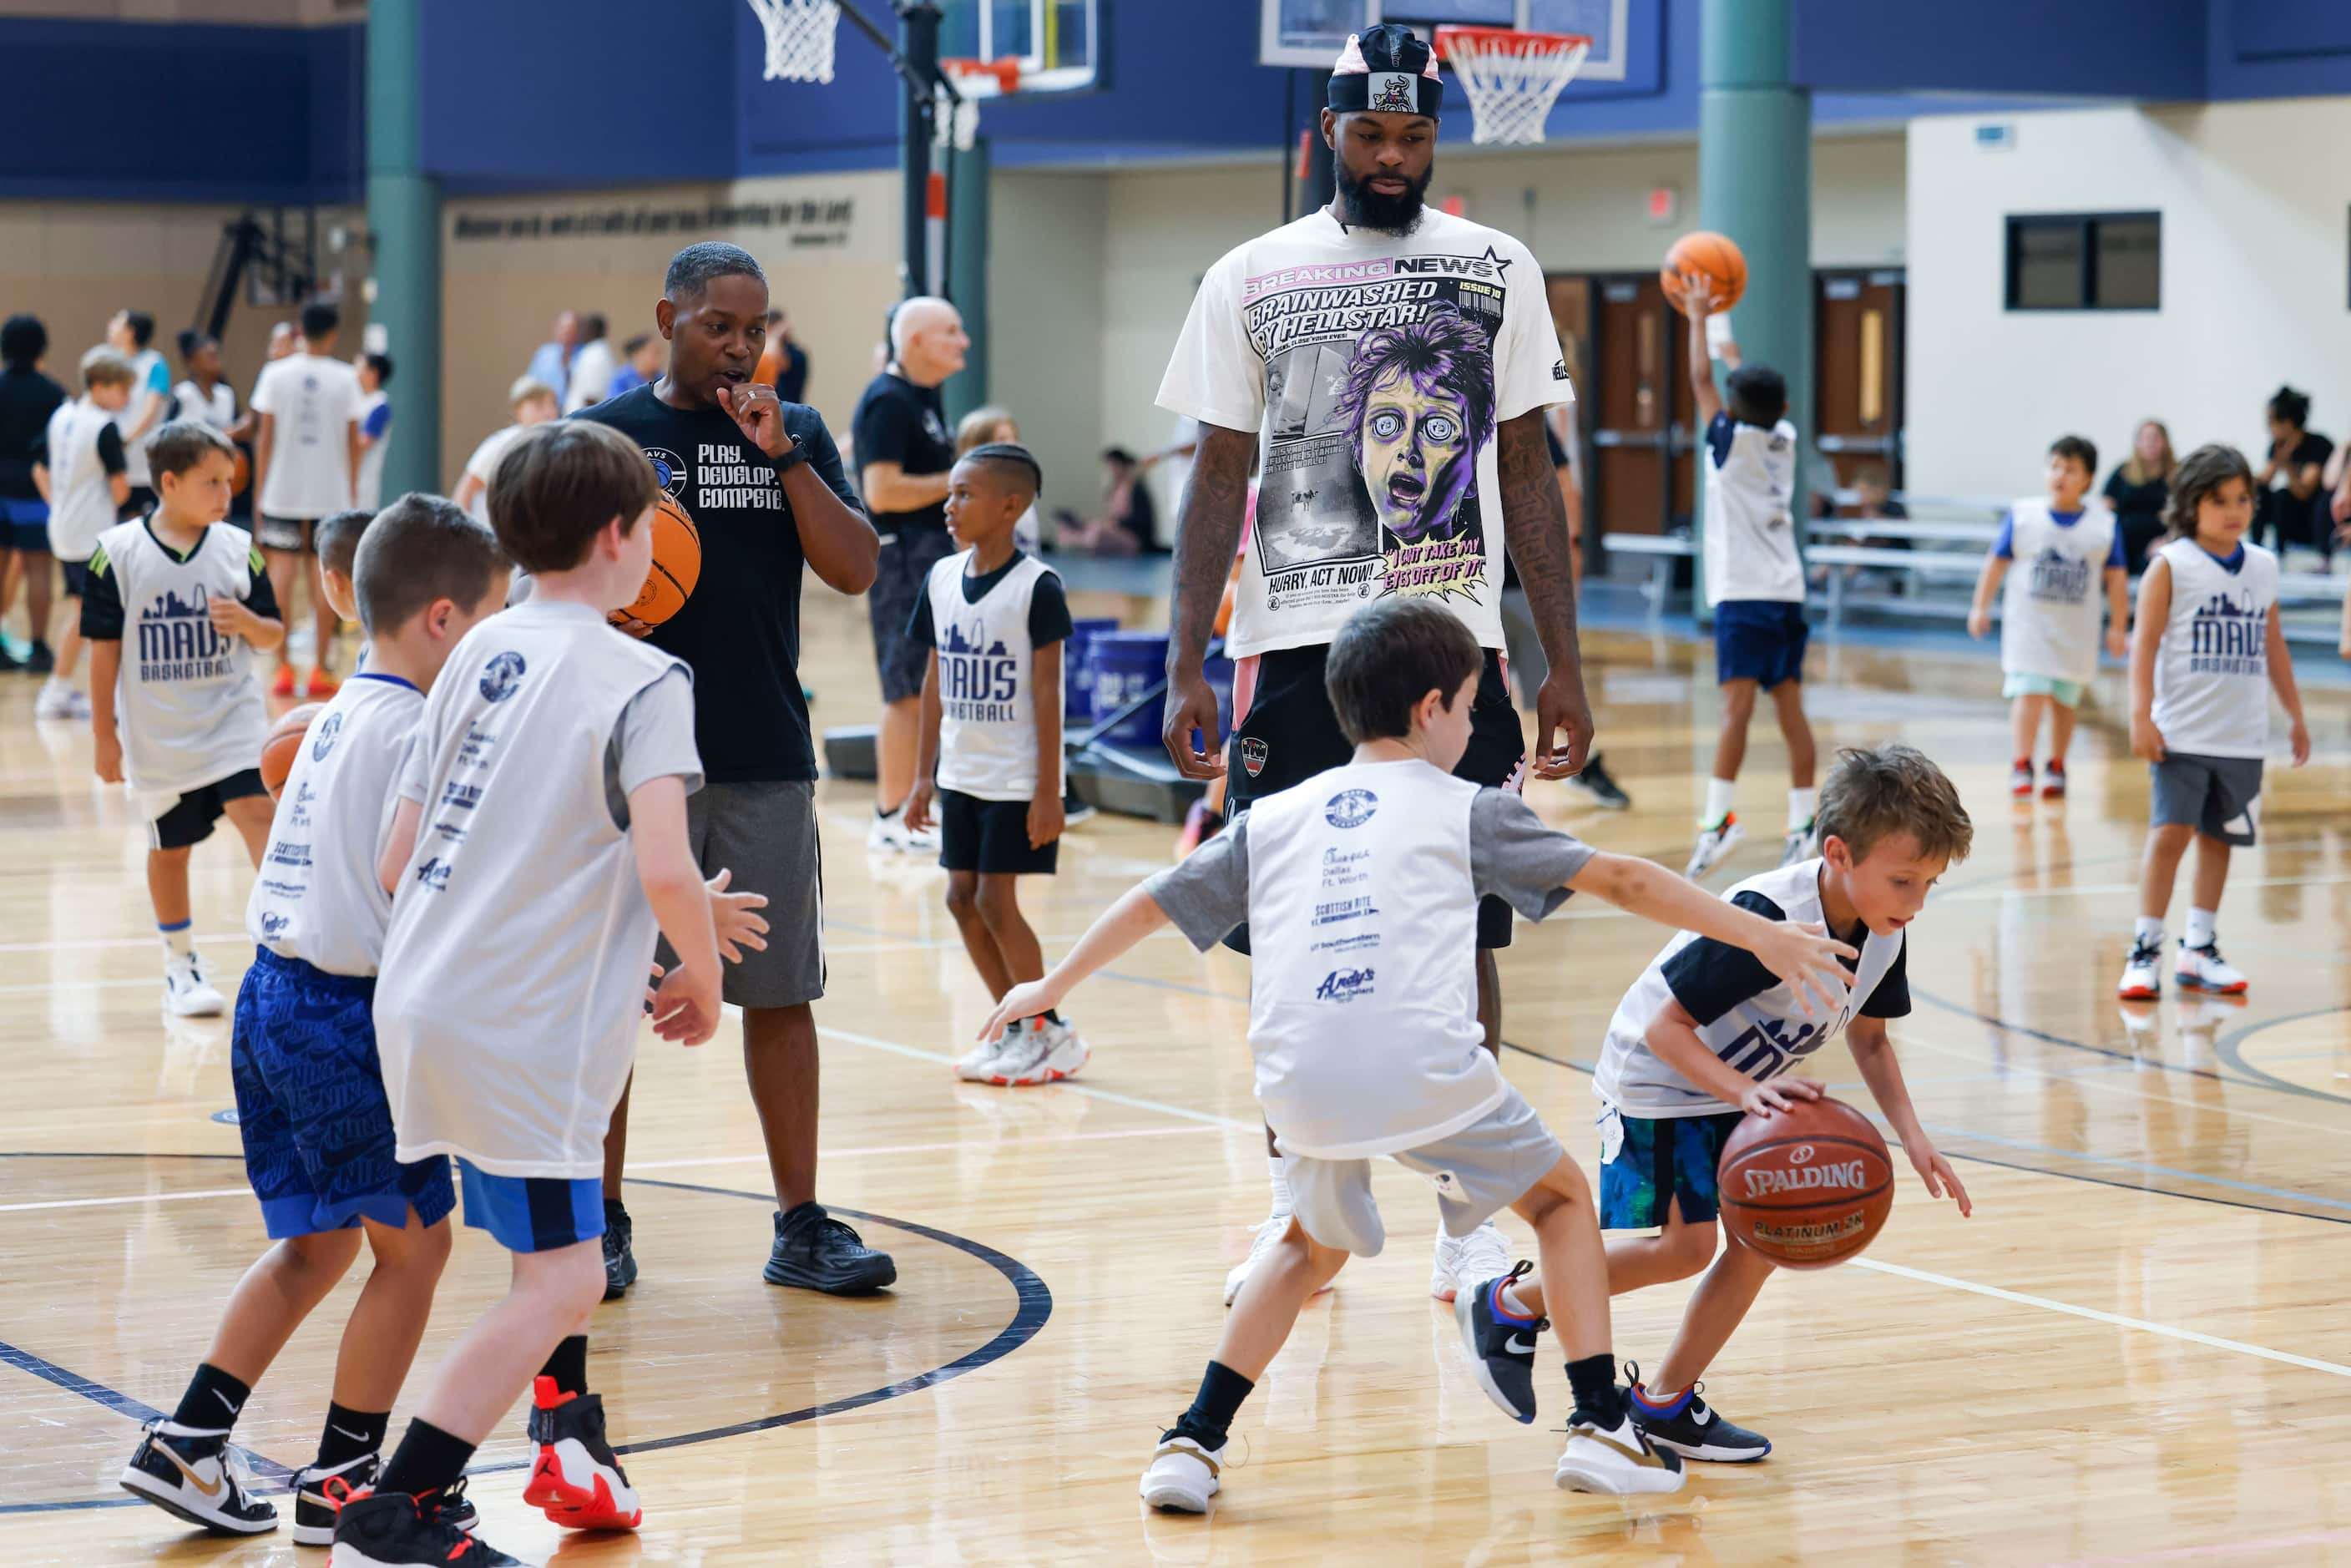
[2175,939,2247,994]
[1684,813,1744,879]
[163,952,225,1018]
[2009,761,2035,798]
[1554,1412,1687,1495]
[2116,938,2162,1001]
[1221,1213,1329,1308]
[866,808,941,854]
[1779,819,1816,867]
[33,680,88,721]
[984,1016,1089,1086]
[956,1025,1014,1081]
[1430,1219,1510,1303]
[1140,1434,1223,1513]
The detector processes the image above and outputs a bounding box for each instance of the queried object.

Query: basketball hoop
[746,0,842,83]
[1435,26,1591,146]
[938,57,1020,151]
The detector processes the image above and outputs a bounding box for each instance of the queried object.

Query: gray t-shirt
[1146,787,1594,950]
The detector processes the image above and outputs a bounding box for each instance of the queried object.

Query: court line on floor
[1853,1257,2351,1378]
[2212,1004,2351,1108]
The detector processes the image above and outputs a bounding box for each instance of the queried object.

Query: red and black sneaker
[522,1376,643,1531]
[329,1489,518,1565]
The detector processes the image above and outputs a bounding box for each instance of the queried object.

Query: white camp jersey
[170,378,238,433]
[1157,208,1575,659]
[117,347,170,487]
[2150,538,2279,760]
[1999,499,2120,685]
[926,549,1059,801]
[88,518,270,802]
[375,600,699,1179]
[252,353,361,519]
[42,397,123,562]
[1701,412,1802,608]
[355,389,392,511]
[1595,858,1902,1118]
[245,673,419,977]
[461,423,528,528]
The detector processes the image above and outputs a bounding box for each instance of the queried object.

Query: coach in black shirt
[578,242,896,1299]
[852,296,967,850]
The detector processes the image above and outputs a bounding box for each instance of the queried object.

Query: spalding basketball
[1716,1095,1893,1270]
[259,701,326,800]
[609,491,702,639]
[1661,230,1748,314]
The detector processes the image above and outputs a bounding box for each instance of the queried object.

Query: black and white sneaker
[330,1490,518,1565]
[1625,1364,1772,1462]
[1565,751,1633,810]
[763,1204,896,1294]
[293,1457,479,1547]
[1454,1260,1545,1424]
[119,1421,276,1535]
[602,1199,637,1301]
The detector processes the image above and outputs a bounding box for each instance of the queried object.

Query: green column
[367,0,439,496]
[943,136,990,423]
[1697,0,1811,575]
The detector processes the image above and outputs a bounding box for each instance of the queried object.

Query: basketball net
[747,0,842,84]
[1435,27,1591,146]
[938,58,1019,152]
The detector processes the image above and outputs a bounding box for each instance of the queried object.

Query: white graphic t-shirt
[251,353,361,520]
[1157,208,1574,659]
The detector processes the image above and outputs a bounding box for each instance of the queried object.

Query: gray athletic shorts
[1282,1085,1564,1258]
[657,780,826,1009]
[2151,751,2263,847]
[1498,585,1548,708]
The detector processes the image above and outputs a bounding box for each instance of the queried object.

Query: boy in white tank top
[1967,434,2128,799]
[978,599,1852,1512]
[902,444,1085,1086]
[2118,445,2308,1001]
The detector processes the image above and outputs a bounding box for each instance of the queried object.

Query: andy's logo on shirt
[413,857,453,892]
[938,615,1019,721]
[1313,966,1376,1003]
[134,586,234,682]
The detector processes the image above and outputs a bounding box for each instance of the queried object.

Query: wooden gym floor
[3,581,2348,1566]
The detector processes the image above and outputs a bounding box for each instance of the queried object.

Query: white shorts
[1282,1086,1564,1258]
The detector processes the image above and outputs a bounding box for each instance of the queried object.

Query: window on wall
[2005,212,2161,311]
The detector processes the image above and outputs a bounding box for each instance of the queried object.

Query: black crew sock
[377,1418,476,1500]
[1565,1354,1627,1427]
[316,1402,390,1470]
[780,1199,822,1232]
[604,1196,629,1226]
[1043,1009,1064,1025]
[1169,1359,1254,1448]
[171,1363,252,1434]
[538,1334,590,1399]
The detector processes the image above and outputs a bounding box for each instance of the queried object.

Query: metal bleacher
[1602,490,2348,645]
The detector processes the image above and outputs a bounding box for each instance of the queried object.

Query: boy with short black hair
[252,300,362,699]
[1968,434,2129,799]
[1509,744,1974,1465]
[980,597,1854,1511]
[107,307,173,516]
[355,353,396,513]
[336,420,761,1568]
[902,443,1082,1085]
[119,494,510,1544]
[1680,277,1817,881]
[83,420,283,1016]
[30,346,135,718]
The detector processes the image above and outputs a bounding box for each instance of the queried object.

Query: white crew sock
[159,922,195,961]
[1787,787,1817,829]
[1266,1155,1292,1217]
[2134,915,2164,948]
[1499,1282,1536,1319]
[2184,908,2217,949]
[1701,776,1737,828]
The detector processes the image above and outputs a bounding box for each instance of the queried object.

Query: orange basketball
[1716,1095,1894,1270]
[259,701,326,800]
[1661,230,1748,314]
[231,448,251,497]
[609,491,702,638]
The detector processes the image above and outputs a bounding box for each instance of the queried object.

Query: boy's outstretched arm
[978,883,1170,1039]
[1643,996,1821,1117]
[1565,850,1854,1015]
[1846,1016,1972,1216]
[1682,277,1723,427]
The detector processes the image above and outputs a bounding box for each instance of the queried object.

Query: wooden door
[1815,269,1904,499]
[1588,274,1677,538]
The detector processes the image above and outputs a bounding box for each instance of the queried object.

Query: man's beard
[1335,160,1432,235]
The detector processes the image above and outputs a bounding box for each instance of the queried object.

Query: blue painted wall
[2208,0,2351,100]
[1790,0,2207,99]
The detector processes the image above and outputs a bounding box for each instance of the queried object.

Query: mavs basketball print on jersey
[938,614,1019,722]
[917,550,1069,802]
[2186,586,2266,677]
[2027,546,2092,604]
[136,585,235,681]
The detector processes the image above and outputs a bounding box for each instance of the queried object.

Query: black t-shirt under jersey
[850,372,954,535]
[1661,888,1912,1024]
[576,384,861,784]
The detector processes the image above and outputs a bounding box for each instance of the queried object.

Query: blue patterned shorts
[232,947,455,1238]
[1596,1105,1746,1228]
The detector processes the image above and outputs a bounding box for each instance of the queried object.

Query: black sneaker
[1625,1363,1772,1462]
[332,1490,520,1565]
[602,1198,636,1301]
[1565,751,1633,810]
[1453,1259,1545,1424]
[763,1203,896,1294]
[291,1456,478,1546]
[119,1422,276,1535]
[0,639,19,672]
[23,640,53,675]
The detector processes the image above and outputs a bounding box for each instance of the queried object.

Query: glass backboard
[940,0,1098,93]
[1259,0,1625,80]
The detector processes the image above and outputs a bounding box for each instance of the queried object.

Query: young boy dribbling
[980,598,1856,1509]
[902,443,1085,1085]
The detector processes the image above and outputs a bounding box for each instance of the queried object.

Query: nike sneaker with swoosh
[1454,1260,1545,1424]
[1626,1365,1773,1461]
[1555,1409,1686,1495]
[120,1421,277,1535]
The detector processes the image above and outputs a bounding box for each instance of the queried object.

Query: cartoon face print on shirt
[1334,305,1496,547]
